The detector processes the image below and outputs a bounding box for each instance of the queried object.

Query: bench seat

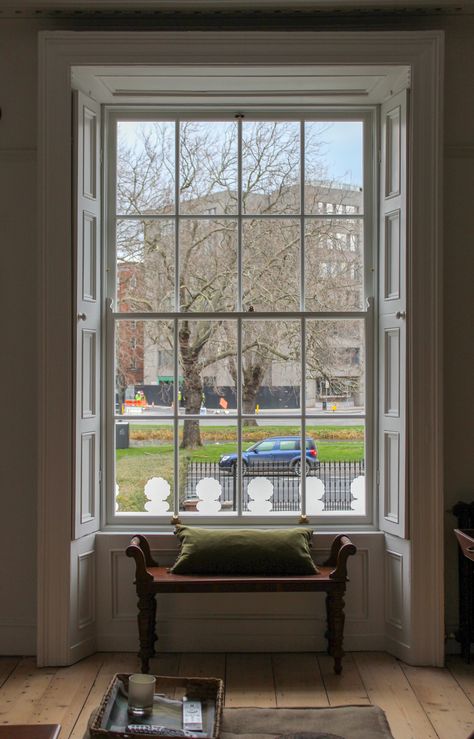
[143,565,341,591]
[126,533,356,676]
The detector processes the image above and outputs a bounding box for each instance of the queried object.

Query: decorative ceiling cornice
[0,0,472,19]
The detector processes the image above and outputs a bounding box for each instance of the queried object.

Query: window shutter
[378,89,408,538]
[74,90,101,538]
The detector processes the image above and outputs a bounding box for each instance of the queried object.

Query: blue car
[219,436,319,476]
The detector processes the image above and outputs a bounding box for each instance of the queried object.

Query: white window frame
[105,107,375,528]
[38,30,443,668]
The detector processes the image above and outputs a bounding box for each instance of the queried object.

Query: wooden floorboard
[179,653,226,682]
[29,654,103,737]
[272,653,328,708]
[318,653,370,706]
[353,652,439,739]
[69,653,139,739]
[225,653,276,708]
[446,655,474,705]
[0,651,472,738]
[402,662,474,739]
[0,657,57,724]
[0,657,20,689]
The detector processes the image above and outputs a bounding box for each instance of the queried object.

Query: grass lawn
[116,446,184,512]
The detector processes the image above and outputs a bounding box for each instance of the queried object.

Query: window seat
[126,533,356,675]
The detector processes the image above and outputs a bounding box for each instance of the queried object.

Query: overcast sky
[118,119,363,190]
[320,122,363,186]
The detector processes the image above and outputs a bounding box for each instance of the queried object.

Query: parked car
[219,436,319,476]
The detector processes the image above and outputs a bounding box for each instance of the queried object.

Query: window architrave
[37,30,444,668]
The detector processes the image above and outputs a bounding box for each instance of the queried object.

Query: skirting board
[0,621,36,656]
[97,627,386,653]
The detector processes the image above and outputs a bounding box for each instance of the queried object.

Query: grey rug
[87,705,394,739]
[220,707,394,739]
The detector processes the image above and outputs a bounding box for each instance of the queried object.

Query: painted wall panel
[384,210,400,300]
[78,550,95,629]
[385,105,401,198]
[81,331,97,418]
[384,431,400,523]
[82,212,97,302]
[80,433,96,524]
[69,535,97,662]
[384,535,411,660]
[385,550,403,629]
[82,106,97,199]
[384,328,400,416]
[96,533,384,652]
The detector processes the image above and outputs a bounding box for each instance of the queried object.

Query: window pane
[116,219,175,312]
[305,218,364,311]
[115,319,174,417]
[178,319,237,418]
[305,121,363,214]
[179,121,238,215]
[242,121,300,215]
[110,113,372,524]
[242,421,302,515]
[179,421,237,514]
[115,420,174,514]
[242,219,300,312]
[179,219,237,312]
[241,319,301,415]
[304,421,365,516]
[116,121,175,215]
[305,319,366,414]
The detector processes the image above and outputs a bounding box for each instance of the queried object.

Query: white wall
[0,9,473,656]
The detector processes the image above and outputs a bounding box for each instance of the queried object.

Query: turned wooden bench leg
[325,586,346,675]
[325,592,334,655]
[137,590,157,673]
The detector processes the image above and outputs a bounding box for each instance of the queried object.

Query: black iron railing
[182,460,365,512]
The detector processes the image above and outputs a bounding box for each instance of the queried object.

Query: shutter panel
[74,90,101,538]
[378,89,408,538]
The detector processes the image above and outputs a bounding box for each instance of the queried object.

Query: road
[119,407,365,427]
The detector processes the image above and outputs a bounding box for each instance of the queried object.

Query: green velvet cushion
[170,526,319,575]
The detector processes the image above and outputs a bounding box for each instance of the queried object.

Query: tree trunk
[116,371,127,412]
[179,321,203,448]
[242,363,264,427]
[181,373,202,447]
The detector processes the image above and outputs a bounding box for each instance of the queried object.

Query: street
[119,406,365,427]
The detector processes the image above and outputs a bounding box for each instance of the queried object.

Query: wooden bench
[126,533,356,675]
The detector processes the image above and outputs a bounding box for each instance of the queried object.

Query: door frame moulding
[37,30,444,666]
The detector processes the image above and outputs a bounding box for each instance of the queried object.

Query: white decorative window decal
[195,478,223,514]
[247,477,274,515]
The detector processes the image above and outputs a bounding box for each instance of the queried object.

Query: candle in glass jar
[128,673,156,717]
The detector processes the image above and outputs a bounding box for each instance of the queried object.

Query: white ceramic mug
[128,673,156,717]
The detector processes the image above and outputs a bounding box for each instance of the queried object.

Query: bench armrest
[323,534,357,580]
[126,535,158,583]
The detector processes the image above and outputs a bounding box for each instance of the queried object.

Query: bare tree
[115,119,364,445]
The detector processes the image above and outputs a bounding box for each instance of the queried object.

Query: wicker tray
[90,673,224,739]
